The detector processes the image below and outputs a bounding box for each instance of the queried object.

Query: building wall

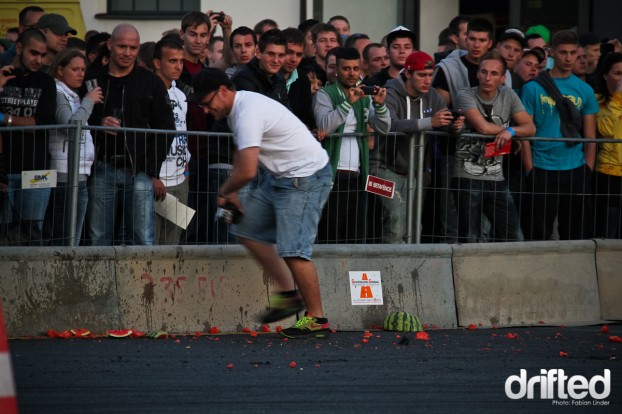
[80,0,303,42]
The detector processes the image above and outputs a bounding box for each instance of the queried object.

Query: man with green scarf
[313,46,391,243]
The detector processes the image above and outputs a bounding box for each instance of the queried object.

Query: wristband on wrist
[506,127,516,137]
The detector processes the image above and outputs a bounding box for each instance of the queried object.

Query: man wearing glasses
[188,68,332,339]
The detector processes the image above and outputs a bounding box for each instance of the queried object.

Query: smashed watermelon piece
[601,325,609,333]
[609,336,622,343]
[468,324,477,330]
[209,326,220,334]
[107,329,133,338]
[130,330,145,338]
[261,324,271,333]
[504,333,519,339]
[415,331,430,341]
[559,351,569,357]
[70,328,91,337]
[48,330,73,339]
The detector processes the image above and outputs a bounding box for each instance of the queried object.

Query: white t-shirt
[159,81,191,186]
[227,91,329,178]
[337,110,359,172]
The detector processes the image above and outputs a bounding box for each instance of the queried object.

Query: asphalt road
[9,325,622,413]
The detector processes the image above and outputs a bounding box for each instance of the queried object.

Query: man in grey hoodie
[372,51,463,243]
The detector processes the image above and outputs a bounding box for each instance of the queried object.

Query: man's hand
[0,65,17,88]
[217,192,242,212]
[370,87,387,105]
[431,109,456,128]
[152,178,167,201]
[493,129,513,150]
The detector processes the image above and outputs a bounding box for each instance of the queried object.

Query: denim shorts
[231,163,332,260]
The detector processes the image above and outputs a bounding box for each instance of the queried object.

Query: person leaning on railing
[593,52,622,238]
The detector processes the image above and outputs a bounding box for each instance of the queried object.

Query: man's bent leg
[284,257,323,317]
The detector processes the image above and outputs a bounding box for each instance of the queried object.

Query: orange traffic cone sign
[0,299,18,413]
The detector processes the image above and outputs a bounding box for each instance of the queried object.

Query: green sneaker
[259,292,304,323]
[280,315,330,339]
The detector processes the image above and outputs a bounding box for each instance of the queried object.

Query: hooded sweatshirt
[432,49,469,105]
[373,74,447,174]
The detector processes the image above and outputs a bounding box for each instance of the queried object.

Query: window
[107,0,200,17]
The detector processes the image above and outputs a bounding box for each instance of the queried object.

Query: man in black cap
[35,13,77,67]
[496,27,527,87]
[188,68,333,339]
[511,46,546,93]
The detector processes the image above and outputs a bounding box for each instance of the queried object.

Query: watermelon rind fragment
[147,330,168,339]
[107,329,133,338]
[70,328,91,337]
[382,311,423,332]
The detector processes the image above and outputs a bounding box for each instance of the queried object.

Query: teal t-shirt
[520,73,599,170]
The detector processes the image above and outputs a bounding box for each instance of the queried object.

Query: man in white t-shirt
[188,68,333,339]
[153,38,191,245]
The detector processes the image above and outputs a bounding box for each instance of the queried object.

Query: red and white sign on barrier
[0,299,18,413]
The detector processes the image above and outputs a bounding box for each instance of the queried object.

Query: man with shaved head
[84,23,176,246]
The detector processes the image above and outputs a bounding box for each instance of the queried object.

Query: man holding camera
[313,47,390,243]
[374,51,462,243]
[188,68,332,339]
[0,28,56,243]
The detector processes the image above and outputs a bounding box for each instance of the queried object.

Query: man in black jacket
[281,27,315,129]
[231,28,288,106]
[84,23,175,246]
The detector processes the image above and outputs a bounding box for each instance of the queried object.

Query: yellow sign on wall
[0,0,86,39]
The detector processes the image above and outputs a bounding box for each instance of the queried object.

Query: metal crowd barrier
[1,123,619,246]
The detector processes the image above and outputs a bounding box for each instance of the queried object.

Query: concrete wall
[1,241,619,337]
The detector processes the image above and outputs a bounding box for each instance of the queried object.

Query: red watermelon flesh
[107,329,133,338]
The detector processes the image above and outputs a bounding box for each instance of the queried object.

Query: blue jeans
[86,161,155,245]
[231,164,332,260]
[44,178,88,245]
[1,174,51,231]
[454,177,524,243]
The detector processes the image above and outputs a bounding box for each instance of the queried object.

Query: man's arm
[217,146,260,209]
[313,89,349,133]
[368,87,390,134]
[582,113,596,170]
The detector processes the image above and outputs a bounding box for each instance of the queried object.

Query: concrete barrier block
[452,241,601,327]
[313,244,457,330]
[115,246,278,333]
[0,247,120,337]
[594,239,622,320]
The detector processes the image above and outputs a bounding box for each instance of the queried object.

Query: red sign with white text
[365,175,395,198]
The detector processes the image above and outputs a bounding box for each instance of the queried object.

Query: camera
[361,85,379,95]
[209,11,225,23]
[450,110,462,119]
[215,203,243,224]
[2,67,25,77]
[601,42,614,55]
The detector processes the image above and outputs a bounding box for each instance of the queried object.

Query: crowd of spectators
[1,6,622,246]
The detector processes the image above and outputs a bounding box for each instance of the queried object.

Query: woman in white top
[44,48,103,245]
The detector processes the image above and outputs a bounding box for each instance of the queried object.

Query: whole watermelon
[383,311,423,332]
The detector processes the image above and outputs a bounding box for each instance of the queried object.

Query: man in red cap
[371,51,463,243]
